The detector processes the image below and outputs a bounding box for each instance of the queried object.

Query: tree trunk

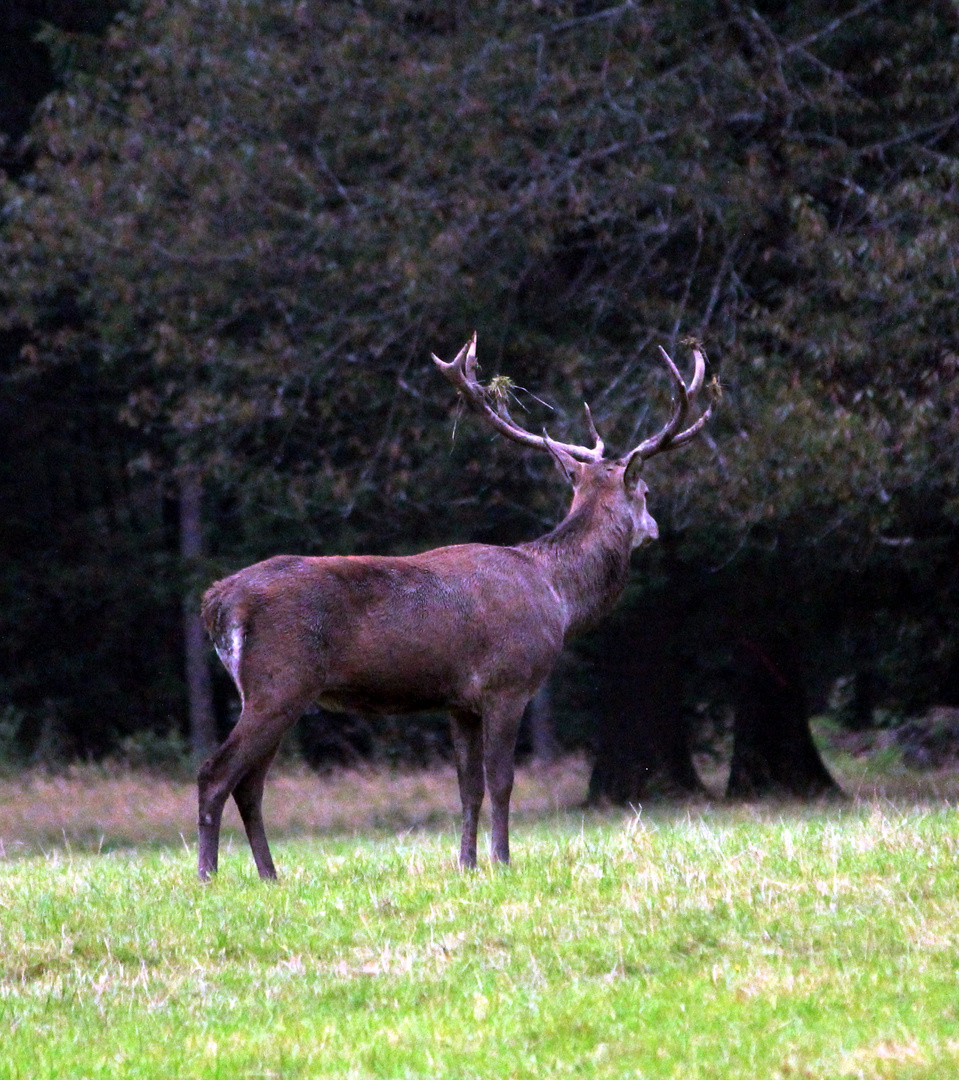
[726,634,840,799]
[587,610,705,805]
[179,467,217,764]
[523,681,560,764]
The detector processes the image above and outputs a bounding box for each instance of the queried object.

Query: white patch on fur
[215,624,245,707]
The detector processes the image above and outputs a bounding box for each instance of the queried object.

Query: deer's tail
[201,579,248,697]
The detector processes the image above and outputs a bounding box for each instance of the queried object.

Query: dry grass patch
[838,1038,959,1078]
[4,746,959,865]
[0,755,592,859]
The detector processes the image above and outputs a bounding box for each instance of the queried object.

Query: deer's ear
[547,442,582,485]
[623,450,645,490]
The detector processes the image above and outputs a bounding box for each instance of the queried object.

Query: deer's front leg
[450,710,484,868]
[484,706,524,865]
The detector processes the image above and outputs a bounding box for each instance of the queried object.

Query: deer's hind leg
[197,701,299,881]
[232,747,280,880]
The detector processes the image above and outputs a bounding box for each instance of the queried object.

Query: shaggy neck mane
[520,496,633,638]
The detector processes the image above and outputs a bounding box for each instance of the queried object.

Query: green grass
[3,800,959,1078]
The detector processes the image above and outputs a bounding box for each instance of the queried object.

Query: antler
[433,333,711,465]
[432,333,605,463]
[629,343,712,461]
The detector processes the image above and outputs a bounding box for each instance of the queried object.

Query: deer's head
[432,334,711,549]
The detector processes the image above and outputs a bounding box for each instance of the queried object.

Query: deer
[198,334,712,880]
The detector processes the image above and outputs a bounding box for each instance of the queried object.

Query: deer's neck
[521,499,633,639]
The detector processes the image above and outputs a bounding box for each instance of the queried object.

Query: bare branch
[784,0,886,55]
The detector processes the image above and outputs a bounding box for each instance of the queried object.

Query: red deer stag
[198,335,711,880]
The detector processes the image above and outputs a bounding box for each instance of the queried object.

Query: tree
[1,0,957,777]
[727,633,839,799]
[587,597,706,805]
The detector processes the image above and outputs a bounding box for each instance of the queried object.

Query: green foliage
[8,1,956,539]
[2,0,959,751]
[3,807,959,1077]
[114,727,192,776]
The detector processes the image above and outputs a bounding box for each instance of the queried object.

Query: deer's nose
[641,511,659,543]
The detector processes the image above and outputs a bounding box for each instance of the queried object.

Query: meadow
[2,754,959,1079]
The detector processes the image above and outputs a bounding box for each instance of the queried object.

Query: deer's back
[202,547,565,714]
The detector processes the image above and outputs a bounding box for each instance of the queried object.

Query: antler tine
[661,401,713,450]
[432,334,605,462]
[631,344,711,461]
[582,403,605,459]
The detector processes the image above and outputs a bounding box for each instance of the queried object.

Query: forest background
[1,0,957,805]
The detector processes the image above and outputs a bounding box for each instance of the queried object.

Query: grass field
[2,755,959,1078]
